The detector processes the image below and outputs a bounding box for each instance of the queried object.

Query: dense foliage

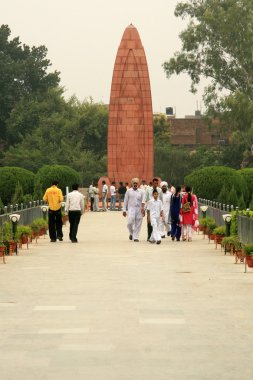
[163,0,253,168]
[34,165,82,197]
[0,167,35,204]
[184,166,247,203]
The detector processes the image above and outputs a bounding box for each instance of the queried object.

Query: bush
[213,226,226,236]
[34,165,81,195]
[238,168,253,206]
[0,167,35,205]
[184,166,246,202]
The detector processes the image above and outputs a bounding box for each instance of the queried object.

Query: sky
[1,0,205,117]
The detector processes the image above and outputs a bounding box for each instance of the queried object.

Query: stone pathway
[1,211,253,380]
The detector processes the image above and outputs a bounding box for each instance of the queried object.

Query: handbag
[182,201,191,213]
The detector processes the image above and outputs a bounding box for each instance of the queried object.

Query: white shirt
[102,184,108,194]
[142,186,163,204]
[123,188,143,213]
[147,199,163,219]
[110,185,116,196]
[66,190,84,213]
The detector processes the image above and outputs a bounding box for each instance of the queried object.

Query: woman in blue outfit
[170,186,182,241]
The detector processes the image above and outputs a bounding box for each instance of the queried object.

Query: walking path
[1,211,253,380]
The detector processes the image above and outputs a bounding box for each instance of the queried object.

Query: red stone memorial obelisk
[106,24,154,185]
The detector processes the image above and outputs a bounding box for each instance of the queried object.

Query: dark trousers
[147,220,153,240]
[68,210,81,242]
[48,208,63,240]
[171,221,181,241]
[90,197,94,211]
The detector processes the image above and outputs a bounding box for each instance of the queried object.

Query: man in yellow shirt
[43,180,64,242]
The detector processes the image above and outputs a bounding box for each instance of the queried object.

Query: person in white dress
[102,180,108,211]
[159,181,172,238]
[123,178,145,242]
[147,189,164,244]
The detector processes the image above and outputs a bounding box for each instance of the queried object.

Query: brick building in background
[158,110,228,146]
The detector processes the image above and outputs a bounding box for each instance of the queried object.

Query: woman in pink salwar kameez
[180,186,198,241]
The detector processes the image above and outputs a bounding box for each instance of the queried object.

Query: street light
[222,214,232,236]
[40,205,49,221]
[9,213,21,240]
[200,205,208,218]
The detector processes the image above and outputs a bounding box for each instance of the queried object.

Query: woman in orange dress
[180,186,198,241]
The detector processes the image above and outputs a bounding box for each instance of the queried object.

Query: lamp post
[222,214,232,237]
[9,213,21,240]
[41,205,49,222]
[200,205,208,218]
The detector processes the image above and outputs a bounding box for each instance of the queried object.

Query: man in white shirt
[65,183,84,243]
[123,178,145,242]
[102,180,108,211]
[110,181,116,211]
[159,181,172,238]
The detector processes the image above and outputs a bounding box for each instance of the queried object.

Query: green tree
[163,0,253,166]
[11,182,24,205]
[35,165,81,195]
[217,185,228,205]
[238,194,246,210]
[184,166,246,201]
[227,186,238,207]
[0,24,60,146]
[0,167,34,205]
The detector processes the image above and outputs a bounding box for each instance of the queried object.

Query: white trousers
[127,216,143,240]
[93,196,99,211]
[150,217,161,242]
[183,224,192,238]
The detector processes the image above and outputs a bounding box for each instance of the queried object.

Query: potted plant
[199,217,215,235]
[2,221,18,255]
[0,241,6,264]
[206,219,217,240]
[213,225,226,249]
[31,218,48,238]
[17,225,33,248]
[221,235,241,256]
[243,244,253,269]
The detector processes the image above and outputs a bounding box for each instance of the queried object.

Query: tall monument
[107,24,154,184]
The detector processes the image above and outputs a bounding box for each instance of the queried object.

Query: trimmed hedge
[0,167,35,205]
[184,166,247,202]
[238,168,253,205]
[34,165,82,195]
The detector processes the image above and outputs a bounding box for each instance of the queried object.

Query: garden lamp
[9,213,21,240]
[200,205,208,218]
[222,214,232,237]
[41,205,49,221]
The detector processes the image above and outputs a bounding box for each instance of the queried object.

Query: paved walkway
[1,211,253,380]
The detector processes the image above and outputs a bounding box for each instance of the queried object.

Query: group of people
[123,177,198,244]
[88,181,130,212]
[43,181,84,243]
[42,177,198,246]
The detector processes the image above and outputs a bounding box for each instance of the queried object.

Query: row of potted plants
[0,218,48,262]
[199,216,253,269]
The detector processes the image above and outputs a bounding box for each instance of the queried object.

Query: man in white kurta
[147,189,164,244]
[123,178,144,242]
[159,181,172,238]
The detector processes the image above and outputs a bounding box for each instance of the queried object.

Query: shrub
[34,165,81,195]
[238,168,253,206]
[213,226,226,236]
[0,167,35,205]
[184,166,246,202]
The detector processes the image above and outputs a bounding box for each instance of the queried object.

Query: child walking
[147,189,164,244]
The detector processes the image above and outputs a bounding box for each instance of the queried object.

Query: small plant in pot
[221,235,241,256]
[243,244,253,268]
[199,217,215,235]
[17,225,33,247]
[213,225,226,248]
[2,221,18,255]
[206,219,217,240]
